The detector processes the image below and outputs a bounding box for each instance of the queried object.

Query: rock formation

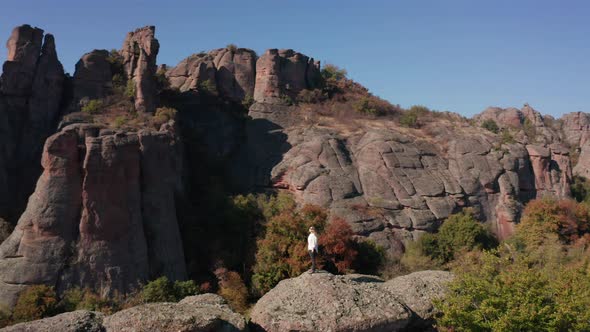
[103,294,246,332]
[250,270,453,332]
[121,26,159,113]
[72,49,113,103]
[0,123,186,308]
[1,310,105,332]
[233,104,572,255]
[0,25,65,224]
[2,294,246,332]
[166,46,257,100]
[253,49,321,104]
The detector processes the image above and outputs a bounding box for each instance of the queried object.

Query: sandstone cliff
[0,124,186,308]
[0,25,65,224]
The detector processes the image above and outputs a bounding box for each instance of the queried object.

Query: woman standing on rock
[308,226,318,273]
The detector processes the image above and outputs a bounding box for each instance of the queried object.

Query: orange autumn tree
[252,204,327,295]
[320,217,358,273]
[518,197,590,246]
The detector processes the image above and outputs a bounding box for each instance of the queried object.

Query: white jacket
[307,233,318,251]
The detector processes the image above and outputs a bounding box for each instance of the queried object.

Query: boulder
[1,311,105,332]
[121,26,159,113]
[166,47,257,100]
[250,271,452,332]
[384,270,454,329]
[103,294,246,332]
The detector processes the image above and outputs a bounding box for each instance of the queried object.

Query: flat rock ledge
[250,270,453,332]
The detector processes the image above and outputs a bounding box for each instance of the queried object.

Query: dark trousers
[309,249,317,272]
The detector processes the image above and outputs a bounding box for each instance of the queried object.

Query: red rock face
[166,47,257,101]
[0,124,186,307]
[0,25,65,224]
[253,49,320,104]
[121,26,159,113]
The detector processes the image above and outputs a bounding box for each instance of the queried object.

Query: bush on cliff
[141,277,199,303]
[81,99,104,114]
[214,267,249,313]
[418,210,497,264]
[481,119,500,133]
[515,197,590,246]
[12,285,59,323]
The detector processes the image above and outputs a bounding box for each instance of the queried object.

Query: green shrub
[124,79,136,99]
[297,89,327,104]
[106,49,124,77]
[571,176,590,203]
[321,64,347,81]
[140,277,199,303]
[418,210,497,263]
[500,129,516,144]
[400,111,418,127]
[112,73,125,90]
[155,68,170,92]
[226,44,238,52]
[12,285,58,323]
[141,277,176,303]
[113,116,126,128]
[352,240,385,275]
[81,99,103,114]
[279,94,294,106]
[173,280,200,300]
[481,119,500,133]
[242,93,254,109]
[198,79,216,94]
[436,250,590,331]
[353,96,378,115]
[153,107,178,128]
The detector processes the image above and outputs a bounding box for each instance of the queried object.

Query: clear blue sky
[1,0,588,117]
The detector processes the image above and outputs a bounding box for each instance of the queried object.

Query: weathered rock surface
[121,26,159,113]
[0,25,65,224]
[0,123,186,308]
[72,49,113,104]
[384,270,454,329]
[1,310,105,332]
[103,294,246,332]
[250,270,452,332]
[1,294,245,332]
[232,105,572,254]
[166,47,257,101]
[253,49,320,104]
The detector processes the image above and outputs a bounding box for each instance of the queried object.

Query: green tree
[481,119,500,133]
[12,285,59,323]
[418,210,497,263]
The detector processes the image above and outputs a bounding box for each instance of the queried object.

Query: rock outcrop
[166,46,257,101]
[0,25,65,224]
[0,123,186,308]
[2,310,105,332]
[2,294,246,332]
[253,49,321,104]
[103,294,246,332]
[233,105,572,254]
[72,49,113,103]
[121,26,159,113]
[250,270,452,332]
